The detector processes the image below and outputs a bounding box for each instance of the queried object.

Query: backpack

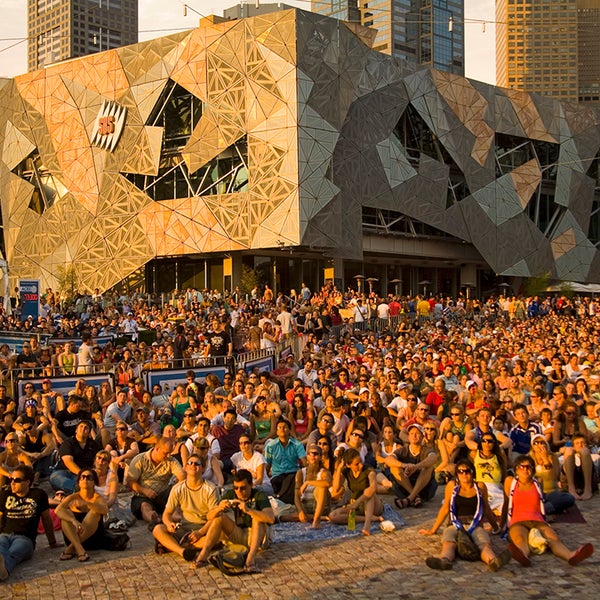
[208,544,248,576]
[103,530,130,551]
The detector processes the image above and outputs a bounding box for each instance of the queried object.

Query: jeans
[0,533,35,574]
[545,490,575,514]
[49,469,77,493]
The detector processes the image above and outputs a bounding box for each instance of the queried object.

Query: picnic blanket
[271,504,406,544]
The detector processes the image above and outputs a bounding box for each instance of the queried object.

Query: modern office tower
[27,0,138,72]
[497,0,600,104]
[578,0,600,104]
[311,0,464,75]
[223,3,297,20]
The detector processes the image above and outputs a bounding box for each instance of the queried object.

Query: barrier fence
[7,332,308,398]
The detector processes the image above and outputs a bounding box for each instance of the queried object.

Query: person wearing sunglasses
[0,464,59,581]
[502,455,593,567]
[55,468,108,562]
[419,459,509,571]
[196,468,275,572]
[528,434,575,515]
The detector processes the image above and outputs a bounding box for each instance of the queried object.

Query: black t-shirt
[56,436,101,471]
[0,487,50,544]
[207,329,231,356]
[54,409,91,438]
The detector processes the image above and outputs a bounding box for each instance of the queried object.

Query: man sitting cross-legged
[151,453,219,560]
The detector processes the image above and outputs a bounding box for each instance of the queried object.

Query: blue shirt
[264,437,306,477]
[509,422,542,454]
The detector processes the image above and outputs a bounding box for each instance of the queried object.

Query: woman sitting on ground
[501,454,593,567]
[470,432,507,515]
[55,468,109,562]
[329,448,383,536]
[419,458,510,571]
[93,450,119,509]
[290,443,332,529]
[528,433,574,515]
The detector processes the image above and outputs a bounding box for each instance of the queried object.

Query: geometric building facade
[1,8,600,293]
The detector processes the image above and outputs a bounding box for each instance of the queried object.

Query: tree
[239,265,260,297]
[55,264,79,305]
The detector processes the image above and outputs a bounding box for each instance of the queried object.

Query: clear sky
[0,1,495,83]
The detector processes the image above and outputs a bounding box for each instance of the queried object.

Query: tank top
[535,463,559,494]
[509,480,545,525]
[454,493,478,519]
[379,441,400,458]
[473,451,502,485]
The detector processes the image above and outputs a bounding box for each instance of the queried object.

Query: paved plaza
[3,490,599,600]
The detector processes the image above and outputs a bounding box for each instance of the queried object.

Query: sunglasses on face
[10,477,26,483]
[351,432,364,439]
[456,469,472,475]
[79,474,94,481]
[517,464,533,471]
[187,461,202,466]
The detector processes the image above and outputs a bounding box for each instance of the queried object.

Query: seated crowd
[1,288,600,579]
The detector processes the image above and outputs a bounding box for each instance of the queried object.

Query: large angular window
[393,104,471,207]
[12,151,60,215]
[124,80,248,201]
[586,154,600,247]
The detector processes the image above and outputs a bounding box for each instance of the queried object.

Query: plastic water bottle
[347,509,356,531]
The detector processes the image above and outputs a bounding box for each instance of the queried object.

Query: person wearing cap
[288,443,331,529]
[529,433,575,514]
[39,378,64,416]
[50,420,102,492]
[384,422,437,508]
[385,382,411,418]
[129,405,162,452]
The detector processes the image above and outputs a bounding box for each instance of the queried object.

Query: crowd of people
[1,283,599,579]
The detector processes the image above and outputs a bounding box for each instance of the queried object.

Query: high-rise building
[578,0,600,103]
[496,0,600,104]
[27,0,138,72]
[312,0,464,74]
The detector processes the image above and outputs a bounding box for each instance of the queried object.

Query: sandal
[413,497,423,508]
[394,497,411,510]
[78,552,90,562]
[60,551,75,561]
[243,565,262,574]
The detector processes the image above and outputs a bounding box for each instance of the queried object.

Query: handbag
[456,527,480,561]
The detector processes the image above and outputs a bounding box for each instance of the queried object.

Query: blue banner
[19,279,40,322]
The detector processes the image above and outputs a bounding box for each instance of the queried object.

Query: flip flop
[508,542,531,567]
[568,543,594,566]
[244,565,262,574]
[413,497,423,508]
[60,551,75,561]
[394,497,410,509]
[78,552,90,562]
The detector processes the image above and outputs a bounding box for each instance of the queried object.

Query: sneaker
[489,549,512,572]
[425,556,453,570]
[0,554,8,581]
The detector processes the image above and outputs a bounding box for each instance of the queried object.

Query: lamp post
[353,274,365,294]
[366,277,378,294]
[390,278,401,296]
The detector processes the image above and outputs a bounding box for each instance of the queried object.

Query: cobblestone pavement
[3,492,600,599]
